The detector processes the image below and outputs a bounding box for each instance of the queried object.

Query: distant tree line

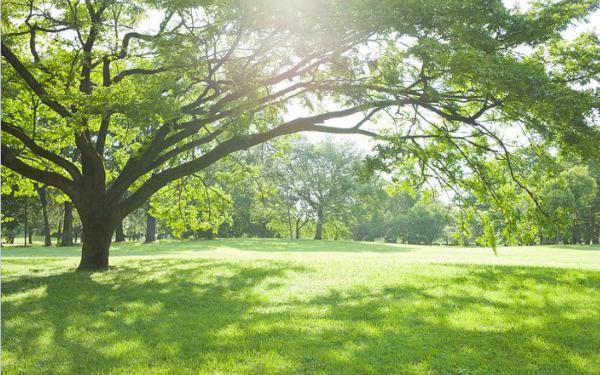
[3,139,599,247]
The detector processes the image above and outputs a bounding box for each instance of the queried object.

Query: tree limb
[1,145,77,199]
[1,43,72,118]
[115,101,398,216]
[112,67,167,84]
[2,120,82,180]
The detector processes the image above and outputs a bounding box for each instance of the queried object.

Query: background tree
[144,204,156,244]
[114,220,125,243]
[282,141,358,240]
[35,184,52,246]
[1,171,37,245]
[405,201,447,245]
[60,202,74,246]
[588,160,600,244]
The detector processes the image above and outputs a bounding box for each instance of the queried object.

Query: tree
[149,173,232,239]
[114,220,125,242]
[60,201,74,246]
[588,160,600,244]
[123,207,146,241]
[406,201,447,245]
[230,150,297,239]
[3,0,598,270]
[1,193,25,245]
[562,166,597,243]
[145,204,156,244]
[443,147,600,246]
[540,166,597,244]
[35,184,52,246]
[275,140,359,240]
[1,170,39,245]
[350,178,390,242]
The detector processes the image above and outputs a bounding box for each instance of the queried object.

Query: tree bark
[314,207,323,240]
[77,217,115,271]
[56,216,62,246]
[286,198,293,240]
[145,206,156,243]
[23,197,28,247]
[36,185,52,246]
[295,220,301,239]
[60,201,74,246]
[115,220,125,242]
[75,191,117,271]
[591,211,598,244]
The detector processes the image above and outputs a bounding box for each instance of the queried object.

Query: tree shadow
[3,261,599,373]
[1,239,415,259]
[110,238,415,255]
[547,244,600,252]
[2,259,308,373]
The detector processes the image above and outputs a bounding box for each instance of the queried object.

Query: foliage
[150,174,232,238]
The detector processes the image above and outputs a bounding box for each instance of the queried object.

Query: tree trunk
[56,219,62,246]
[23,197,28,247]
[145,207,156,243]
[286,198,293,240]
[314,207,323,240]
[384,234,397,243]
[37,186,52,246]
[115,220,125,242]
[77,218,115,271]
[295,221,301,239]
[75,190,117,271]
[591,211,598,244]
[28,230,33,245]
[60,201,74,246]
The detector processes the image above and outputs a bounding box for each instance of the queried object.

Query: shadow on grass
[1,238,415,258]
[3,260,600,373]
[136,238,415,254]
[547,243,600,251]
[2,259,309,373]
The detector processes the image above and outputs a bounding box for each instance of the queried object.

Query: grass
[2,239,600,374]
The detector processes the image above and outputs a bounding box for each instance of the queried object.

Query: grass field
[2,239,600,374]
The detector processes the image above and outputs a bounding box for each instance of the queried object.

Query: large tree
[279,140,359,240]
[2,0,598,270]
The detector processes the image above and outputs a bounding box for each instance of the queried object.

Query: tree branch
[115,101,397,216]
[2,120,82,180]
[112,67,167,84]
[1,43,72,118]
[95,114,112,154]
[146,128,225,171]
[1,145,77,199]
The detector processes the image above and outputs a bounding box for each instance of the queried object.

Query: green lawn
[3,239,600,374]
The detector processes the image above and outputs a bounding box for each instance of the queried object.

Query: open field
[2,239,600,374]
